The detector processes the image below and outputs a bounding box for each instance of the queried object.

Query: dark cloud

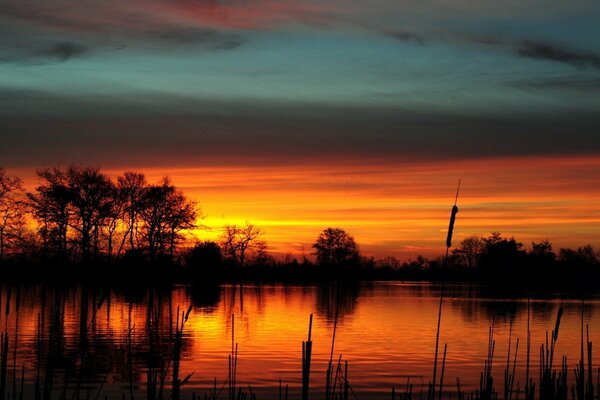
[42,41,86,60]
[385,30,426,44]
[508,76,600,91]
[470,36,600,70]
[384,28,600,70]
[516,40,600,69]
[1,88,599,168]
[156,28,245,49]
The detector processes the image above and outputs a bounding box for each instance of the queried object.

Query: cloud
[1,88,599,168]
[154,28,245,50]
[42,41,86,60]
[384,30,426,44]
[461,35,600,70]
[508,76,600,91]
[0,0,334,33]
[516,40,600,69]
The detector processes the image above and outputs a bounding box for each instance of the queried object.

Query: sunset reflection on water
[1,282,599,399]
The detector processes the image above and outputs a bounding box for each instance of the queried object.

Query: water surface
[1,282,599,399]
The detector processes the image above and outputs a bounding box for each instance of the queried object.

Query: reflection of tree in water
[448,285,594,325]
[0,284,197,399]
[315,282,362,321]
[185,284,222,311]
[33,285,124,398]
[451,298,524,324]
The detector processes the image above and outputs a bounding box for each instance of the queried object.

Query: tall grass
[429,286,447,400]
[302,314,313,400]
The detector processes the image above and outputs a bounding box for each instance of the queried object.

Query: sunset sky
[1,0,600,259]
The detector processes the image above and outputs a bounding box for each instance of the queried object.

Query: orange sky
[118,155,600,259]
[13,155,600,260]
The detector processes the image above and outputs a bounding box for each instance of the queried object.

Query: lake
[1,282,599,399]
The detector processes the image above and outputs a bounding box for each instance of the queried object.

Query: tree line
[1,165,599,286]
[0,166,360,270]
[371,232,600,285]
[0,166,196,264]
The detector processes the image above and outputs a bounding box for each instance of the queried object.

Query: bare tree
[117,171,147,255]
[139,177,197,260]
[164,188,197,258]
[220,223,263,266]
[0,168,24,261]
[237,223,263,267]
[104,186,125,261]
[66,166,115,262]
[27,167,72,260]
[452,235,485,268]
[9,212,38,263]
[252,240,273,265]
[221,225,241,265]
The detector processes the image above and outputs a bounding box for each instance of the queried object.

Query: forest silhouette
[1,166,599,288]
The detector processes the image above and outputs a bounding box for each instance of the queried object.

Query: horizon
[1,0,600,260]
[6,155,600,261]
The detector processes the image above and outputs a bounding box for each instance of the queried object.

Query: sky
[1,0,600,259]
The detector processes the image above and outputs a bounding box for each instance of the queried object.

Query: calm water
[1,282,599,399]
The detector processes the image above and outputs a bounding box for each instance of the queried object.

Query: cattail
[446,205,459,248]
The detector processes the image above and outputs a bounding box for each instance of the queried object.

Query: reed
[172,305,194,400]
[428,286,447,400]
[394,378,414,400]
[12,286,20,400]
[278,378,289,400]
[0,288,10,400]
[525,299,535,400]
[301,314,313,400]
[475,324,496,400]
[572,301,595,400]
[503,324,519,400]
[325,304,339,400]
[539,306,566,400]
[229,314,239,400]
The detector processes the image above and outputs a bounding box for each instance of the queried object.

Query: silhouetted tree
[221,225,240,265]
[575,244,598,265]
[219,223,263,266]
[252,240,274,266]
[452,235,485,268]
[117,172,147,255]
[237,223,262,267]
[66,166,115,262]
[187,241,223,267]
[478,232,526,278]
[28,167,72,260]
[312,227,358,266]
[139,178,196,260]
[9,214,38,263]
[104,185,125,261]
[0,168,24,261]
[186,241,222,271]
[559,245,598,268]
[376,256,402,270]
[530,240,556,263]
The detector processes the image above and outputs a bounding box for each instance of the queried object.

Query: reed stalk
[503,324,519,400]
[429,286,445,400]
[525,299,535,400]
[539,305,565,400]
[326,305,339,400]
[301,314,313,400]
[229,314,239,400]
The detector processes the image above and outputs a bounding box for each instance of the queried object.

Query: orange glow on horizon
[12,155,600,260]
